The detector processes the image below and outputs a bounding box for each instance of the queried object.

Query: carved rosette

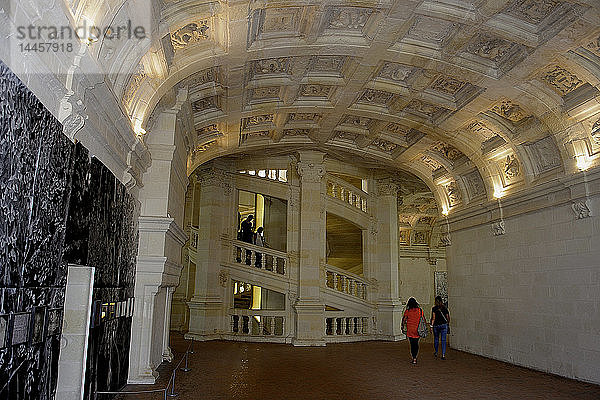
[296,162,326,183]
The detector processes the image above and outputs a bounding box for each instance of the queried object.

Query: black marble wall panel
[0,60,73,399]
[0,59,139,400]
[63,157,138,399]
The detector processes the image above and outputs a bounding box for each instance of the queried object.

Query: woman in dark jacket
[430,296,450,359]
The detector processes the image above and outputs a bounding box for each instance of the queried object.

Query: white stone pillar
[187,166,232,340]
[373,178,404,340]
[56,265,95,400]
[293,151,326,346]
[128,98,189,384]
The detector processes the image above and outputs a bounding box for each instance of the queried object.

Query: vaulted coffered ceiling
[80,0,600,216]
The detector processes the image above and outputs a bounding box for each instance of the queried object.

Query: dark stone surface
[0,60,138,399]
[0,60,73,399]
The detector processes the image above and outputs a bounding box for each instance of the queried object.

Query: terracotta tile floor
[113,333,600,400]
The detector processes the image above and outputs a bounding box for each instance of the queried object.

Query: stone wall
[447,194,600,384]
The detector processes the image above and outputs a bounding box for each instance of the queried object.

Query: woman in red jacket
[402,297,424,364]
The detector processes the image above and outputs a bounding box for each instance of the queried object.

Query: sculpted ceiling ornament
[171,21,210,51]
[242,114,274,129]
[262,8,300,32]
[385,123,409,136]
[466,34,514,63]
[445,181,461,206]
[122,65,146,106]
[197,124,219,137]
[430,76,467,96]
[463,170,486,198]
[334,132,358,142]
[492,220,505,236]
[283,129,310,136]
[541,65,584,96]
[300,84,333,97]
[586,35,600,57]
[182,68,218,88]
[404,99,445,119]
[431,142,464,161]
[591,118,600,144]
[240,131,271,145]
[504,0,560,25]
[252,58,291,76]
[327,7,373,30]
[192,97,219,112]
[310,56,346,72]
[378,62,414,82]
[503,154,520,179]
[359,89,393,105]
[420,155,443,171]
[343,115,372,128]
[251,87,280,99]
[523,136,562,174]
[490,100,528,122]
[467,121,496,140]
[370,138,397,153]
[288,113,322,123]
[407,16,456,45]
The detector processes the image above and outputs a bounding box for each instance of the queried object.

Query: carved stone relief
[242,114,274,129]
[541,65,583,96]
[490,100,528,122]
[399,230,410,244]
[300,84,333,97]
[251,87,280,100]
[492,220,506,236]
[262,8,300,33]
[430,76,467,96]
[502,154,521,183]
[504,0,560,25]
[182,67,218,89]
[252,58,291,76]
[342,115,372,129]
[445,181,462,206]
[467,121,497,140]
[572,201,591,219]
[463,170,486,198]
[420,155,443,171]
[192,96,219,112]
[283,129,310,136]
[377,62,415,82]
[466,34,514,63]
[219,270,229,287]
[385,122,409,136]
[297,161,326,183]
[404,99,445,119]
[334,132,358,141]
[431,142,464,162]
[171,21,210,51]
[413,230,429,245]
[522,136,562,175]
[406,16,456,46]
[370,138,397,153]
[327,7,373,30]
[592,118,600,145]
[434,272,448,304]
[122,64,146,106]
[359,89,394,105]
[310,56,346,72]
[288,113,322,123]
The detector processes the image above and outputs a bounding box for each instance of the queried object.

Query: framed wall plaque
[47,308,63,336]
[0,315,8,349]
[11,312,31,345]
[31,306,47,344]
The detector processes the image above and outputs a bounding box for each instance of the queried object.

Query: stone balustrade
[326,175,368,213]
[325,264,368,301]
[230,311,285,336]
[325,314,370,336]
[232,240,287,275]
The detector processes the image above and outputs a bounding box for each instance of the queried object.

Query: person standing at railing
[240,215,254,264]
[253,227,267,267]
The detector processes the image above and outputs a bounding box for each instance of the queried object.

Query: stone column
[128,96,189,384]
[293,151,326,346]
[373,178,404,340]
[187,165,232,340]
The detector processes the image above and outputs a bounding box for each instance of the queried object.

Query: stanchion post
[180,351,191,372]
[167,370,179,397]
[189,338,194,354]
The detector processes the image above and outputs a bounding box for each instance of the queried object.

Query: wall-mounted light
[570,139,591,171]
[441,207,449,216]
[493,189,504,199]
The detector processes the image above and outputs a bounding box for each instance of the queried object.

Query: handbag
[417,308,428,338]
[436,306,450,335]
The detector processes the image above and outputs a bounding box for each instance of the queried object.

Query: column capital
[375,177,399,196]
[297,161,326,183]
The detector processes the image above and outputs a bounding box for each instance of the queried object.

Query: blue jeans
[433,324,448,355]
